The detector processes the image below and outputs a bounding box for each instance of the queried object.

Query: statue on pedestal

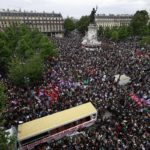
[82,6,101,49]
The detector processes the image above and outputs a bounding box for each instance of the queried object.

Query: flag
[129,93,150,107]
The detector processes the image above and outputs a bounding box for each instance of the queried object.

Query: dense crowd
[1,33,150,150]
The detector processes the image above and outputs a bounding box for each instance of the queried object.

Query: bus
[17,102,97,150]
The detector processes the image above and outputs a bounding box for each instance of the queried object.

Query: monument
[82,8,101,50]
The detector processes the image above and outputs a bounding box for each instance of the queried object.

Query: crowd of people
[1,33,150,150]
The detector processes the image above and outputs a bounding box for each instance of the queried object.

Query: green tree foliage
[0,25,57,86]
[139,36,150,47]
[147,22,150,35]
[97,26,104,37]
[0,83,9,150]
[64,18,75,34]
[25,55,43,85]
[0,129,8,150]
[40,36,57,59]
[118,26,129,39]
[0,25,56,68]
[0,127,17,150]
[4,26,19,52]
[8,59,26,86]
[0,82,7,112]
[103,27,111,38]
[0,34,11,72]
[8,55,43,86]
[130,10,149,36]
[0,83,16,150]
[29,28,43,53]
[111,30,119,41]
[76,16,90,34]
[16,38,33,60]
[98,26,131,40]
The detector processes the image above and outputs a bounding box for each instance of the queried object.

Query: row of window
[96,18,131,20]
[20,116,91,146]
[0,16,63,20]
[97,22,129,25]
[96,20,131,23]
[0,20,63,24]
[97,24,129,27]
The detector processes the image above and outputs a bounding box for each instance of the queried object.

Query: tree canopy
[64,18,75,34]
[140,36,150,47]
[0,25,57,86]
[76,16,90,34]
[130,10,149,36]
[0,83,10,150]
[0,82,7,112]
[97,26,103,37]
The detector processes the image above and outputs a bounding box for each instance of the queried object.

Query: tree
[103,27,111,38]
[118,26,129,39]
[0,36,11,73]
[139,36,150,47]
[0,82,7,112]
[0,129,8,150]
[0,24,57,86]
[130,10,149,36]
[0,126,17,150]
[111,30,119,41]
[39,36,57,59]
[147,22,150,35]
[97,26,104,37]
[25,55,43,85]
[0,82,10,150]
[4,26,19,52]
[8,55,44,86]
[0,25,57,72]
[64,18,75,34]
[76,16,90,34]
[8,58,26,86]
[30,28,43,53]
[15,38,33,61]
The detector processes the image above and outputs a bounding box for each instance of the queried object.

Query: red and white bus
[17,102,97,150]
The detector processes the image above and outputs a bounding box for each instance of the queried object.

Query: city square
[0,0,150,150]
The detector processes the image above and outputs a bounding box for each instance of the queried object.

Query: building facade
[95,14,133,28]
[0,10,64,37]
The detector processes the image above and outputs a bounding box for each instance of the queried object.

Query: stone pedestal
[82,24,101,49]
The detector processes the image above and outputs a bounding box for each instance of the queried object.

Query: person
[1,32,150,150]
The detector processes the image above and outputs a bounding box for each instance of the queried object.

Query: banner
[129,93,150,107]
[44,86,59,102]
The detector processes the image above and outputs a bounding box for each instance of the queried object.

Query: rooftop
[0,9,62,17]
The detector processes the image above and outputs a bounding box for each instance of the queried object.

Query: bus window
[85,116,91,121]
[50,128,58,135]
[77,116,91,125]
[51,122,74,135]
[63,123,71,130]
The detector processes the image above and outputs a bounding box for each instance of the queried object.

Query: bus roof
[18,102,97,141]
